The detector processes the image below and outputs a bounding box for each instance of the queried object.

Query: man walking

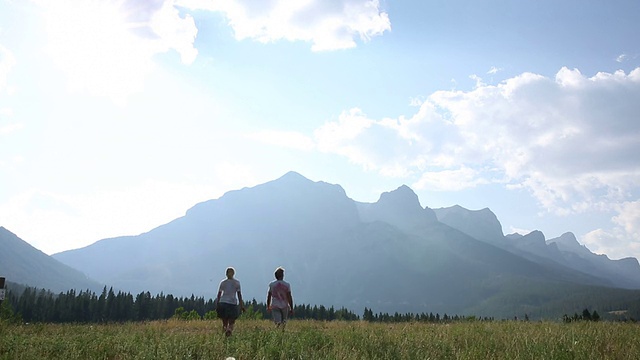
[266,267,293,328]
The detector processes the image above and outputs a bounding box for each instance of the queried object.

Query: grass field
[2,319,640,359]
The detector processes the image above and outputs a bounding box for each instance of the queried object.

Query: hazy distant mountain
[433,205,505,245]
[546,232,640,289]
[50,172,640,318]
[356,185,438,233]
[434,205,640,289]
[55,171,361,301]
[0,227,103,293]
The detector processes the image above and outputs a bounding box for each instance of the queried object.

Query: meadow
[1,319,640,359]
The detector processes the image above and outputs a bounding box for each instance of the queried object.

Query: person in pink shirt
[266,266,294,328]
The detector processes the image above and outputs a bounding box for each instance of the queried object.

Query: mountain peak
[547,232,590,254]
[377,185,421,210]
[516,230,547,249]
[525,230,545,239]
[357,184,437,231]
[556,232,579,245]
[277,171,309,182]
[433,205,505,243]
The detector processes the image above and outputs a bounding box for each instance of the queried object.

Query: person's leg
[280,308,290,330]
[217,303,227,332]
[272,308,283,326]
[227,305,240,336]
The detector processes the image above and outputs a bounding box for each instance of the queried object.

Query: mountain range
[3,171,640,319]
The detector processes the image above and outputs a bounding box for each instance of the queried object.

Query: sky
[1,0,639,260]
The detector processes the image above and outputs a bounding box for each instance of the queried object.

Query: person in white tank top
[216,267,244,336]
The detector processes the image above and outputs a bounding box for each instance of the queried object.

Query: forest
[1,286,362,323]
[0,285,505,324]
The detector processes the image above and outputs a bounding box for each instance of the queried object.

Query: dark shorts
[216,302,240,319]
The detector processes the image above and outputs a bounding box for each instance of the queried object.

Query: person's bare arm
[287,291,294,315]
[237,291,245,312]
[266,291,272,311]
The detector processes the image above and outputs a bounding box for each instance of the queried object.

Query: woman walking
[216,267,244,336]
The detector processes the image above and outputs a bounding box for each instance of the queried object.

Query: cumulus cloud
[582,200,640,260]
[38,0,198,103]
[178,0,391,51]
[313,108,431,176]
[37,0,388,102]
[258,67,640,220]
[613,201,640,239]
[413,166,490,191]
[149,0,199,64]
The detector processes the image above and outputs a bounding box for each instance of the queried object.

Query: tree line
[2,285,612,324]
[2,286,477,324]
[562,309,601,323]
[0,286,360,323]
[362,307,494,323]
[4,286,212,323]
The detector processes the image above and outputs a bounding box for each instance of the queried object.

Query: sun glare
[42,0,155,104]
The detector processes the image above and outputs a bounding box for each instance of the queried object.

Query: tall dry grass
[2,318,639,359]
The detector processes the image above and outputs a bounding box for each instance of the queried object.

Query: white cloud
[413,166,490,191]
[422,67,640,214]
[256,67,640,219]
[150,0,199,64]
[616,53,628,63]
[315,108,373,147]
[613,201,640,240]
[487,66,502,75]
[38,0,198,104]
[178,0,391,51]
[313,108,423,175]
[582,225,640,260]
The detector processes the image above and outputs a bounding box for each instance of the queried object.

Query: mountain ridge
[434,205,640,289]
[4,171,640,319]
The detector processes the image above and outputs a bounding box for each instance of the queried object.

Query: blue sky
[1,0,639,260]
